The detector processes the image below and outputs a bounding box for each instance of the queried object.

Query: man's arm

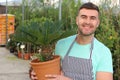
[96,72,113,80]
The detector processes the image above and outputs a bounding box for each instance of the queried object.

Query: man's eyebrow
[80,15,86,16]
[81,14,96,17]
[90,16,97,18]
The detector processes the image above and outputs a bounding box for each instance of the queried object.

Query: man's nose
[85,18,91,24]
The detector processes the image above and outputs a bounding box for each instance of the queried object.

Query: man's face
[76,8,100,36]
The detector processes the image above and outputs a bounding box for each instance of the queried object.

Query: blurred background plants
[6,0,120,79]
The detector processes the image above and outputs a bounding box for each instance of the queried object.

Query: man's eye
[81,16,86,19]
[91,17,96,20]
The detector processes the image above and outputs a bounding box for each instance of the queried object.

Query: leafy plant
[14,19,76,62]
[6,33,17,53]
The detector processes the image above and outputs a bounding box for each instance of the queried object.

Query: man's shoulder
[94,38,110,51]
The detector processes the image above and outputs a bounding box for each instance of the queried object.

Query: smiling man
[53,2,113,80]
[30,2,113,80]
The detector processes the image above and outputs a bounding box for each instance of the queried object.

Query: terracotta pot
[30,55,61,80]
[24,53,30,60]
[18,52,22,58]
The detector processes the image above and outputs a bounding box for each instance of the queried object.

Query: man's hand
[30,68,71,80]
[45,74,72,80]
[30,70,38,80]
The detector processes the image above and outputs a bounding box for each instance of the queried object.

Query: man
[31,2,113,80]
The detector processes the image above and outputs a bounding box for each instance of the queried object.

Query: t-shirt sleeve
[96,48,113,73]
[55,40,65,59]
[55,39,69,59]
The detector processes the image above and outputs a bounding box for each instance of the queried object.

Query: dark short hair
[78,2,100,14]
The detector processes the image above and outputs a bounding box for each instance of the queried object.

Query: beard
[78,30,95,36]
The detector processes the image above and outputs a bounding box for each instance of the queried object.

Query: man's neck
[76,34,94,45]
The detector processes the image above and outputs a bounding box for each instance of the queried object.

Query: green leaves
[14,20,75,48]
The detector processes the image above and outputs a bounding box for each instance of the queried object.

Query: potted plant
[17,43,22,58]
[6,33,17,53]
[14,19,75,80]
[25,20,63,80]
[13,24,32,60]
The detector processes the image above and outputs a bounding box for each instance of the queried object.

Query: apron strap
[65,39,76,56]
[65,36,94,59]
[89,38,94,59]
